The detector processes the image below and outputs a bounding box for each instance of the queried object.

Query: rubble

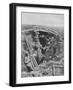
[21,25,64,77]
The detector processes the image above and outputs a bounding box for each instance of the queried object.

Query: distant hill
[21,24,64,35]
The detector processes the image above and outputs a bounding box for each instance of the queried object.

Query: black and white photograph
[10,3,71,87]
[21,13,64,78]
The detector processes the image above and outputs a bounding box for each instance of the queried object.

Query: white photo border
[16,6,69,84]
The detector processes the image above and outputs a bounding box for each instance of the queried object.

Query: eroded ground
[21,25,64,77]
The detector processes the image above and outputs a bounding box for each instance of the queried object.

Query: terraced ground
[21,25,64,77]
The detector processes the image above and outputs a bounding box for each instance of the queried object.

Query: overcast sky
[22,12,64,27]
